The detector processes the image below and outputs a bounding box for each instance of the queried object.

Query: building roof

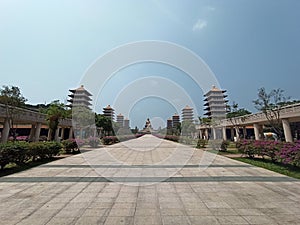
[69,85,92,96]
[103,105,114,110]
[182,105,193,110]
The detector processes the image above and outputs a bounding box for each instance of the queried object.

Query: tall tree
[42,100,68,141]
[0,85,27,141]
[227,102,251,141]
[181,121,196,137]
[253,87,289,139]
[95,114,113,136]
[72,106,95,138]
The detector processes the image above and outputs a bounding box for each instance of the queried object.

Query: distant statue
[145,118,152,129]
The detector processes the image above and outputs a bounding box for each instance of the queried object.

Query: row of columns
[198,119,294,142]
[48,127,74,141]
[1,119,73,143]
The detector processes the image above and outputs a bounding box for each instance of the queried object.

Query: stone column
[68,127,73,139]
[253,123,260,140]
[34,123,41,142]
[47,129,51,141]
[60,127,65,140]
[235,127,240,141]
[230,127,234,141]
[212,127,217,140]
[54,127,60,142]
[204,129,209,140]
[29,124,36,141]
[282,119,293,142]
[222,126,227,141]
[243,126,247,139]
[1,118,10,143]
[199,129,203,139]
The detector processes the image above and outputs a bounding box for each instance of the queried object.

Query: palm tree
[42,100,68,141]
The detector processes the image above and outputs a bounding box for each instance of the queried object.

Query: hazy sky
[1,0,300,128]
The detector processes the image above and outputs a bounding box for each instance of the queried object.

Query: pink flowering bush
[236,139,300,167]
[236,140,257,158]
[61,139,81,153]
[16,136,29,141]
[87,137,99,148]
[75,138,85,147]
[276,142,300,167]
[102,136,119,145]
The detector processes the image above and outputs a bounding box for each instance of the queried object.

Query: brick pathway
[0,135,299,225]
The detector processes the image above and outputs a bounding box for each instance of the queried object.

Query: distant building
[182,105,194,123]
[124,118,130,129]
[204,85,228,119]
[67,85,92,109]
[116,113,124,127]
[172,113,180,129]
[103,105,115,121]
[167,118,173,129]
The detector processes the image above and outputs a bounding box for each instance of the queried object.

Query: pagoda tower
[67,85,92,109]
[116,113,124,127]
[204,85,228,119]
[103,105,115,121]
[172,113,180,129]
[182,105,194,123]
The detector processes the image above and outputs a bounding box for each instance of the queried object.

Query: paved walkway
[0,135,299,225]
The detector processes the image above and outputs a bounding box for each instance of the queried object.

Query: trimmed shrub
[220,140,230,151]
[179,136,195,145]
[44,142,62,158]
[276,142,300,167]
[102,136,119,145]
[196,139,207,148]
[0,141,62,170]
[8,142,30,165]
[236,140,257,158]
[164,135,179,142]
[0,143,14,170]
[62,139,79,153]
[87,137,100,148]
[75,138,85,148]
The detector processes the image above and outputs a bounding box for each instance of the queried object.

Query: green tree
[72,106,95,138]
[181,121,196,137]
[0,85,27,141]
[227,102,251,141]
[42,100,68,141]
[95,114,113,136]
[253,87,289,139]
[198,116,212,125]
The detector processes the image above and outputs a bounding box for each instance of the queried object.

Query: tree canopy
[253,87,289,139]
[41,100,68,141]
[227,102,251,119]
[0,85,27,108]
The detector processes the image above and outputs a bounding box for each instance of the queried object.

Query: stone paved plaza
[0,135,299,225]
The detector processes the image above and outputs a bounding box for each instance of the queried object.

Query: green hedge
[0,141,62,170]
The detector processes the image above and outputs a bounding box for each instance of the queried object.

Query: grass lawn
[233,157,300,180]
[207,148,240,155]
[205,143,300,180]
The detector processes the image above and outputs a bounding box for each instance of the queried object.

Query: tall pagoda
[204,85,228,119]
[103,105,115,121]
[67,85,92,109]
[182,105,194,123]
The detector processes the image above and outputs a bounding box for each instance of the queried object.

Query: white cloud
[192,19,207,31]
[205,6,215,11]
